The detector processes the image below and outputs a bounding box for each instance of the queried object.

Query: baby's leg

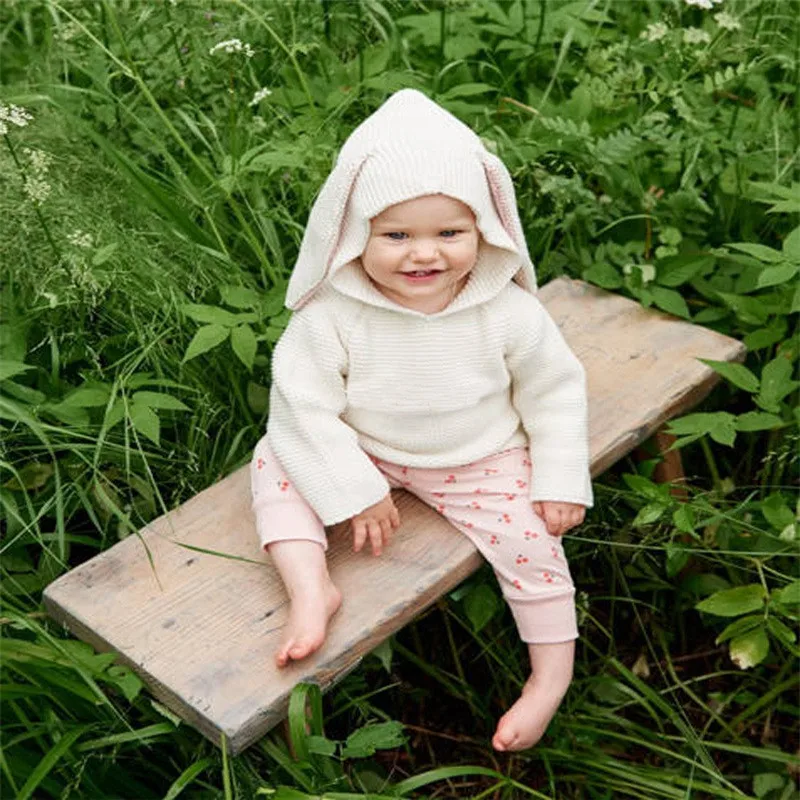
[399,447,577,751]
[251,437,341,667]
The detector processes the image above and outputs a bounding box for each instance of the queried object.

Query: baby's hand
[351,494,401,556]
[533,501,585,537]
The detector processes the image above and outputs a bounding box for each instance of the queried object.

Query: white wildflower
[683,27,712,44]
[0,104,33,135]
[209,38,255,58]
[248,87,272,106]
[23,147,52,175]
[684,0,723,8]
[640,22,669,42]
[23,175,52,204]
[67,230,94,249]
[714,11,741,30]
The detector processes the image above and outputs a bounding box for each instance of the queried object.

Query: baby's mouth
[402,270,441,277]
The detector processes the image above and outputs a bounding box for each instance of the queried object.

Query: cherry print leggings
[251,439,577,644]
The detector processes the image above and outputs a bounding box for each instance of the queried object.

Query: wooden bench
[43,278,745,754]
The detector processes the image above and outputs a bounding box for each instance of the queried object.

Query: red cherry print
[505,493,516,501]
[257,458,265,470]
[543,571,554,584]
[515,554,529,565]
[471,501,482,510]
[475,488,485,494]
[490,535,499,545]
[512,579,522,590]
[445,474,456,484]
[436,504,445,514]
[500,513,512,524]
[522,458,532,467]
[516,479,528,489]
[432,491,445,498]
[551,545,561,560]
[401,466,408,476]
[524,530,539,540]
[484,468,499,476]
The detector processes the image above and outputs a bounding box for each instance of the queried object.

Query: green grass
[1,0,798,797]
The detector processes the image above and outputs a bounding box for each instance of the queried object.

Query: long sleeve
[266,304,390,525]
[506,293,593,508]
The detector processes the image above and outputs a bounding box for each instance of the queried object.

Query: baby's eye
[440,230,461,238]
[384,232,407,241]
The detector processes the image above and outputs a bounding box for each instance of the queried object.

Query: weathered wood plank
[43,278,745,753]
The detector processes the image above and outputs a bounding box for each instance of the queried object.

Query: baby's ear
[286,157,367,310]
[481,152,537,293]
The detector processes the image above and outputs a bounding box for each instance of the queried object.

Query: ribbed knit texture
[266,89,592,525]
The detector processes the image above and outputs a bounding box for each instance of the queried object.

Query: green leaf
[130,403,160,446]
[633,502,667,528]
[699,359,759,393]
[672,504,695,534]
[656,254,714,287]
[696,584,767,617]
[665,543,689,577]
[714,614,761,644]
[0,360,33,381]
[623,473,669,502]
[220,285,261,309]
[183,325,229,363]
[371,639,393,673]
[729,627,769,669]
[583,261,623,289]
[181,304,240,327]
[439,82,495,100]
[464,582,500,632]
[247,381,270,414]
[757,262,799,289]
[667,412,737,446]
[753,773,786,799]
[231,325,258,371]
[716,292,769,325]
[91,242,118,266]
[735,411,784,432]
[761,493,795,531]
[726,242,784,263]
[131,391,190,411]
[650,285,690,318]
[744,320,787,351]
[58,386,111,408]
[756,355,798,412]
[782,225,800,262]
[340,721,405,759]
[774,579,800,607]
[306,735,337,757]
[766,616,796,646]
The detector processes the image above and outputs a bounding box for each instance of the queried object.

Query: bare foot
[276,578,342,667]
[491,676,567,751]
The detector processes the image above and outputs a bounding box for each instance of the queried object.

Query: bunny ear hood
[285,89,537,311]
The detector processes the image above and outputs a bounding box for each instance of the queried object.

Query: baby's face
[361,195,479,314]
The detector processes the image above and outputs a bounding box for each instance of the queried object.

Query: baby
[251,89,592,752]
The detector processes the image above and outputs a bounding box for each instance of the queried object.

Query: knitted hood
[285,89,537,312]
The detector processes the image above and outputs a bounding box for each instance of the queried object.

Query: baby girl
[251,89,592,752]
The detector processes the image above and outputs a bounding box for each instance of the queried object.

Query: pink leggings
[251,439,577,644]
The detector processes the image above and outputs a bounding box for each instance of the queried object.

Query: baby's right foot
[276,579,342,667]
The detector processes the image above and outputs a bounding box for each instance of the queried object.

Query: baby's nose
[411,240,438,261]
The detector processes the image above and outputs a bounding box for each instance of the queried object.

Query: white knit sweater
[265,90,592,524]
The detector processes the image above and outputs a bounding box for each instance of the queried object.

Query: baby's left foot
[491,677,567,752]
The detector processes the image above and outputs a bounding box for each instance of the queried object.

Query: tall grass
[1,0,798,797]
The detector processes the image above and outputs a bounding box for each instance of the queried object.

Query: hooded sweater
[265,90,592,525]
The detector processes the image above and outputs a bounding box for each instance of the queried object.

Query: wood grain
[43,278,745,753]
